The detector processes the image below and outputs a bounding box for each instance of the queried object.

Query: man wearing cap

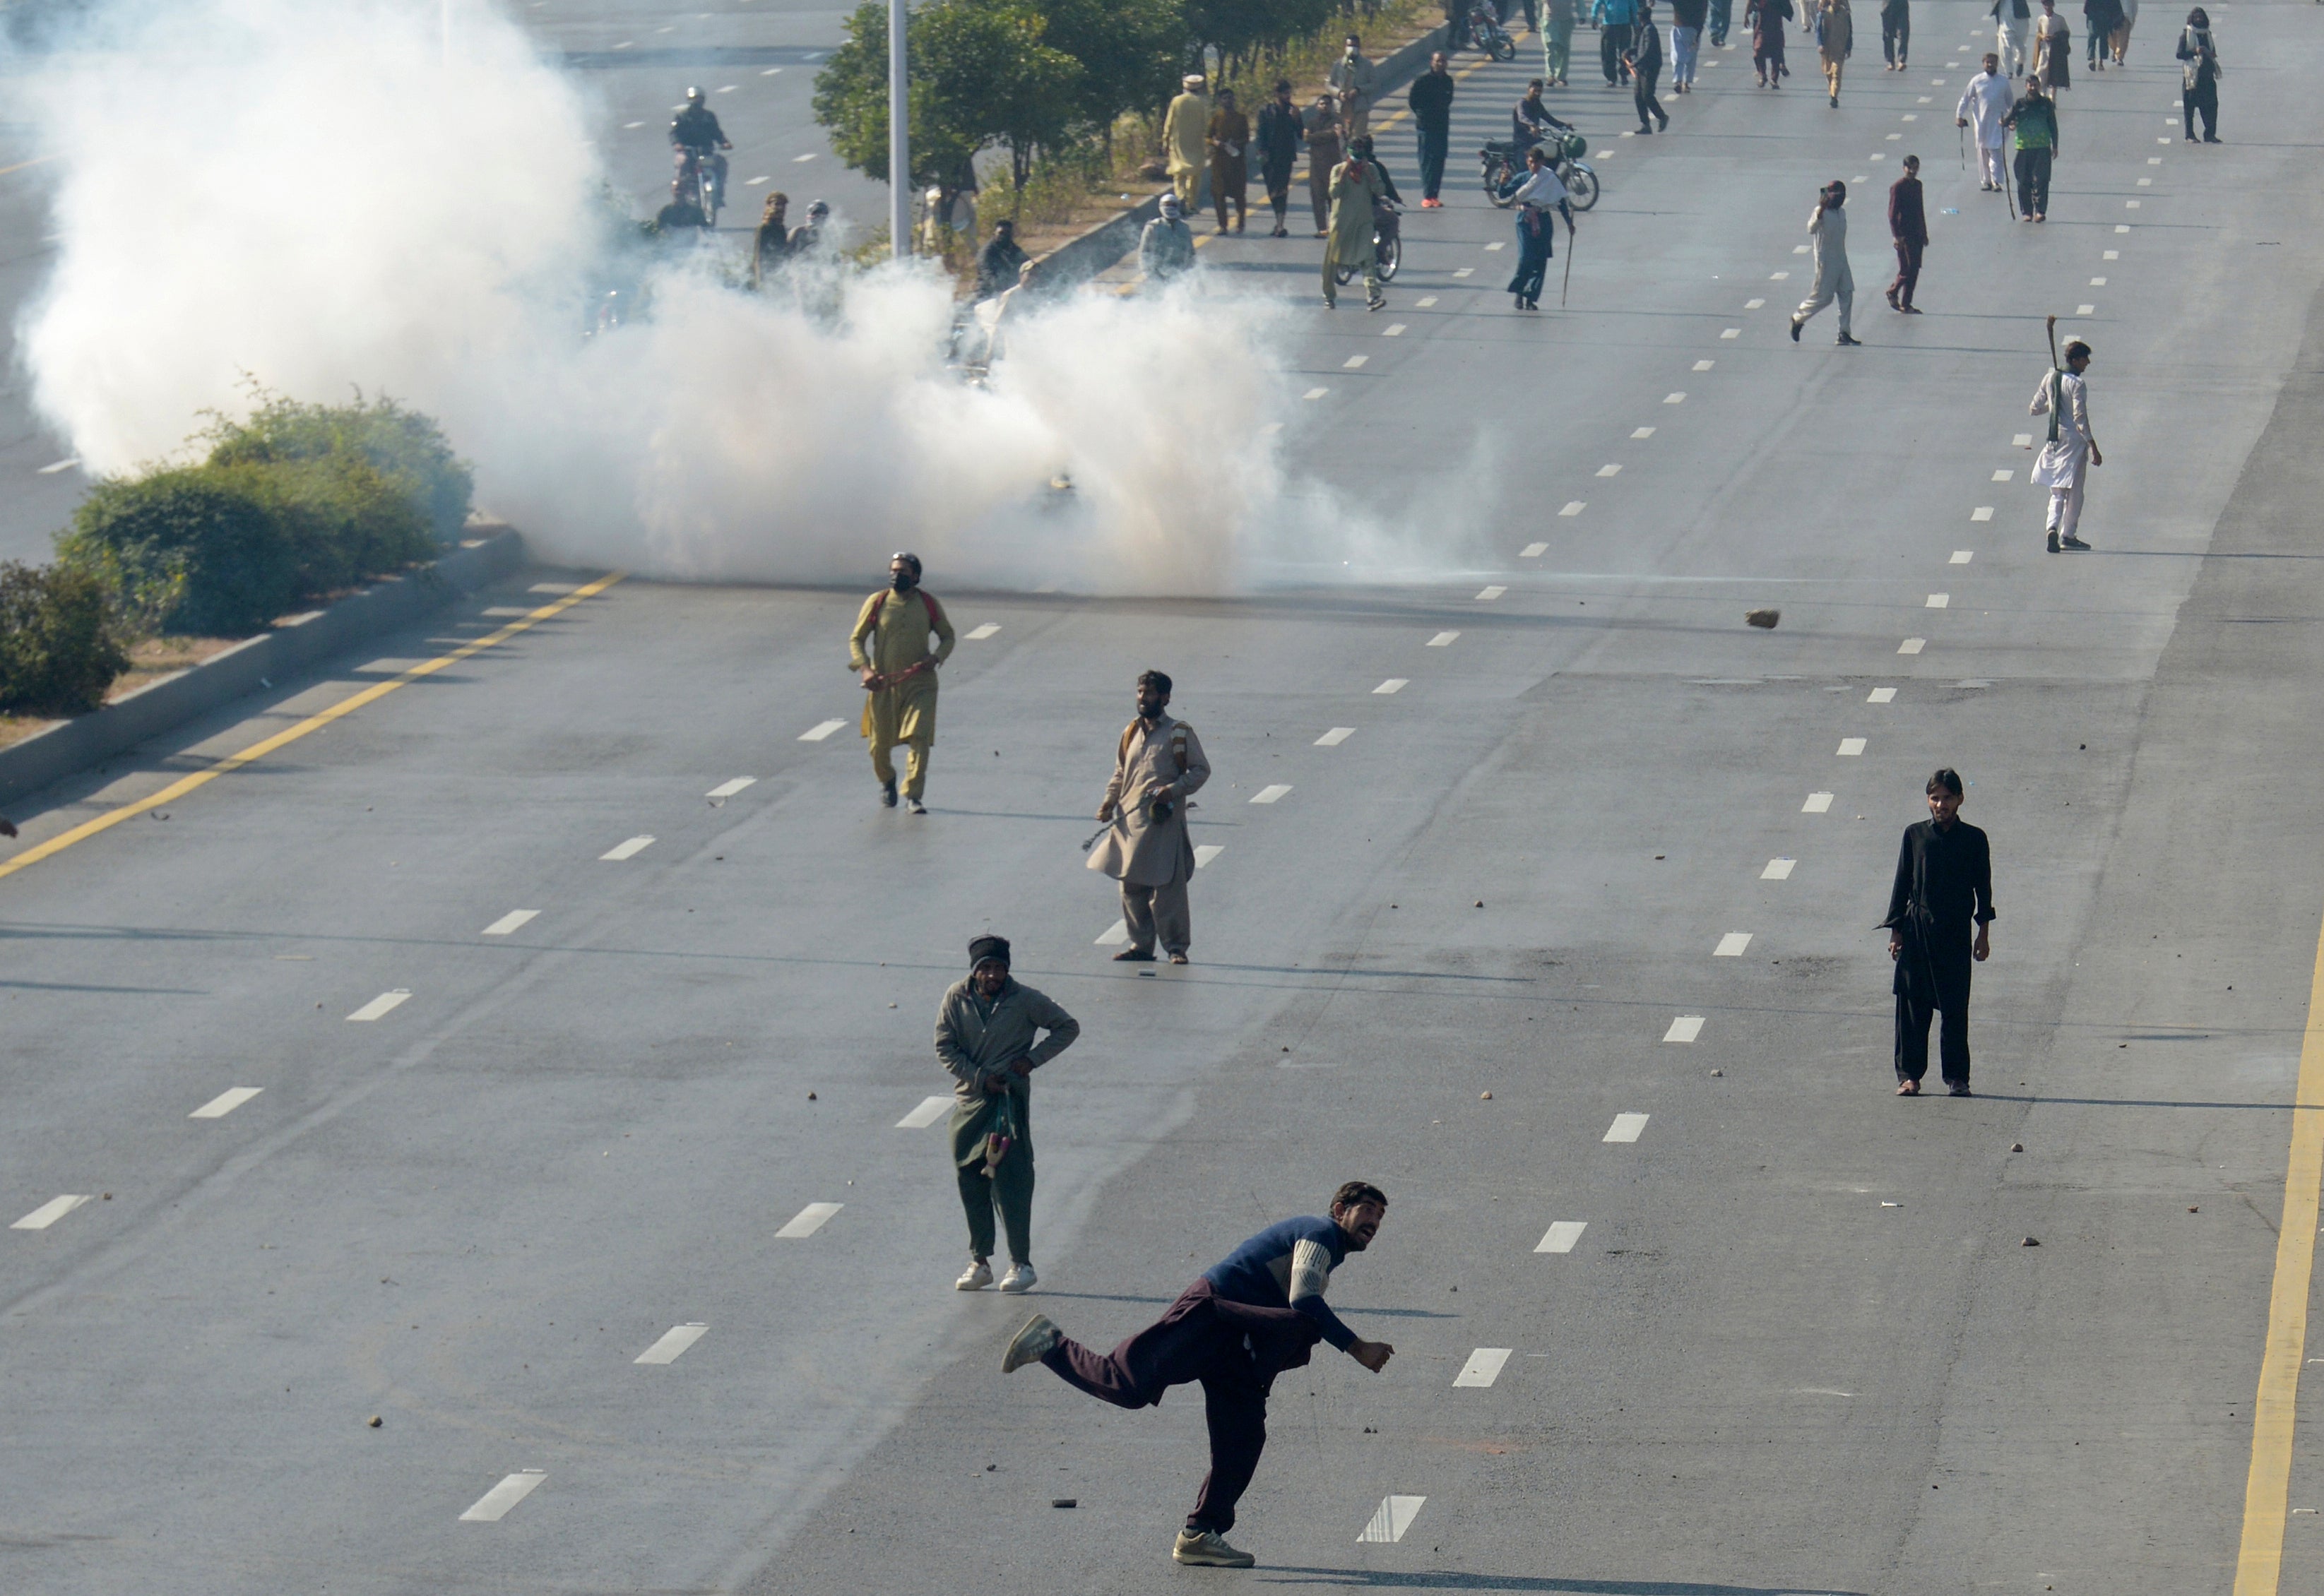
[848,552,955,814]
[1089,670,1211,963]
[1164,73,1212,217]
[1329,36,1378,138]
[937,935,1081,1293]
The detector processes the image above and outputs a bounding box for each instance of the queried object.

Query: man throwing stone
[1880,769,1995,1096]
[937,935,1079,1293]
[1002,1182,1395,1568]
[1089,670,1211,963]
[848,553,955,814]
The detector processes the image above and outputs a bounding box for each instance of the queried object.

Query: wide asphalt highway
[6,4,2324,1595]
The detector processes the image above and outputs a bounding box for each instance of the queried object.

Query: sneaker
[2047,531,2062,553]
[1948,1083,1974,1097]
[879,778,898,808]
[998,1262,1038,1294]
[906,797,927,815]
[2061,535,2091,550]
[955,1258,993,1291]
[1173,1530,1257,1568]
[1002,1314,1061,1373]
[1789,316,1803,342]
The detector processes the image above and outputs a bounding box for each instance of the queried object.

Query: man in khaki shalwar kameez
[1088,670,1211,964]
[848,552,956,814]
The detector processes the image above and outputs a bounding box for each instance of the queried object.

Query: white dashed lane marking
[1664,1016,1705,1042]
[1303,387,1329,400]
[1521,542,1548,557]
[1560,501,1587,516]
[1596,464,1622,477]
[1476,585,1506,600]
[1632,427,1656,439]
[897,1095,954,1129]
[1803,791,1834,812]
[1250,785,1293,804]
[482,910,538,936]
[1344,355,1369,369]
[600,835,656,861]
[1454,1348,1514,1388]
[1383,323,1406,336]
[1195,844,1224,868]
[347,990,410,1022]
[1428,631,1460,646]
[965,623,1002,640]
[1665,391,1686,403]
[800,719,848,741]
[635,1323,709,1365]
[12,1195,92,1230]
[1714,932,1753,957]
[706,778,757,798]
[1315,727,1356,746]
[459,1472,546,1522]
[1536,1220,1588,1252]
[1838,738,1867,756]
[1926,594,1949,609]
[1868,687,1896,703]
[1992,470,2012,482]
[1971,507,1993,522]
[1096,920,1131,946]
[1694,359,1716,371]
[1898,638,1926,655]
[1374,679,1408,694]
[1358,1496,1428,1543]
[1603,1113,1650,1143]
[774,1202,843,1239]
[1950,550,1973,564]
[1761,858,1796,880]
[191,1087,263,1119]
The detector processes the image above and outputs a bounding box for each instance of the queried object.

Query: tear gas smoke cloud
[16,0,1470,593]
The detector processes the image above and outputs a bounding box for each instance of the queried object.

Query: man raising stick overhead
[1002,1182,1395,1568]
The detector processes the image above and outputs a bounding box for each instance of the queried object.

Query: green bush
[203,391,473,544]
[0,561,130,715]
[58,468,297,636]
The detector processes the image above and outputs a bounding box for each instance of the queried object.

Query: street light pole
[887,0,909,257]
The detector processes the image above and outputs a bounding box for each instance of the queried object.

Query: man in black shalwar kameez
[1880,768,1994,1095]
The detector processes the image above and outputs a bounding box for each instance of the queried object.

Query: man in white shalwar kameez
[1955,54,2015,191]
[1991,0,2031,76]
[2029,340,2101,551]
[1790,181,1861,345]
[1089,670,1212,964]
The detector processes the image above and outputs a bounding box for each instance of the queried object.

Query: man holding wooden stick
[2030,321,2101,552]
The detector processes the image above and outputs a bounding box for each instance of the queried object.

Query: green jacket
[937,975,1079,1169]
[1327,161,1387,249]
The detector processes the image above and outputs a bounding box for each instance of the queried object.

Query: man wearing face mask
[1088,670,1211,963]
[937,934,1081,1293]
[848,553,956,814]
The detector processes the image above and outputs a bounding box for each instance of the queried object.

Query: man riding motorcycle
[1510,78,1578,149]
[670,88,732,213]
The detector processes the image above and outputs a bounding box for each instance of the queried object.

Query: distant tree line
[813,0,1355,212]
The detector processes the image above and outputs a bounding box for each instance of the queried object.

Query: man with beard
[848,553,955,814]
[1089,670,1211,963]
[1002,1184,1396,1568]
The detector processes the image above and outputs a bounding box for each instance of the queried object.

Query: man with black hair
[1002,1183,1395,1568]
[936,935,1079,1293]
[1880,770,1995,1096]
[1255,78,1305,237]
[1089,671,1211,963]
[2030,338,2100,550]
[1406,52,1457,206]
[848,553,955,814]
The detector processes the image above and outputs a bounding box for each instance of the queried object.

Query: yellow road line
[2236,910,2324,1595]
[0,572,624,885]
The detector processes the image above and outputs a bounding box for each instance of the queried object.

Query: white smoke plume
[13,0,1466,594]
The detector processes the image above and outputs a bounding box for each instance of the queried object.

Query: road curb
[0,530,528,808]
[1028,23,1454,293]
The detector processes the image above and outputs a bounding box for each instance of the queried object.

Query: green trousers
[950,1088,1035,1264]
[1546,18,1574,79]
